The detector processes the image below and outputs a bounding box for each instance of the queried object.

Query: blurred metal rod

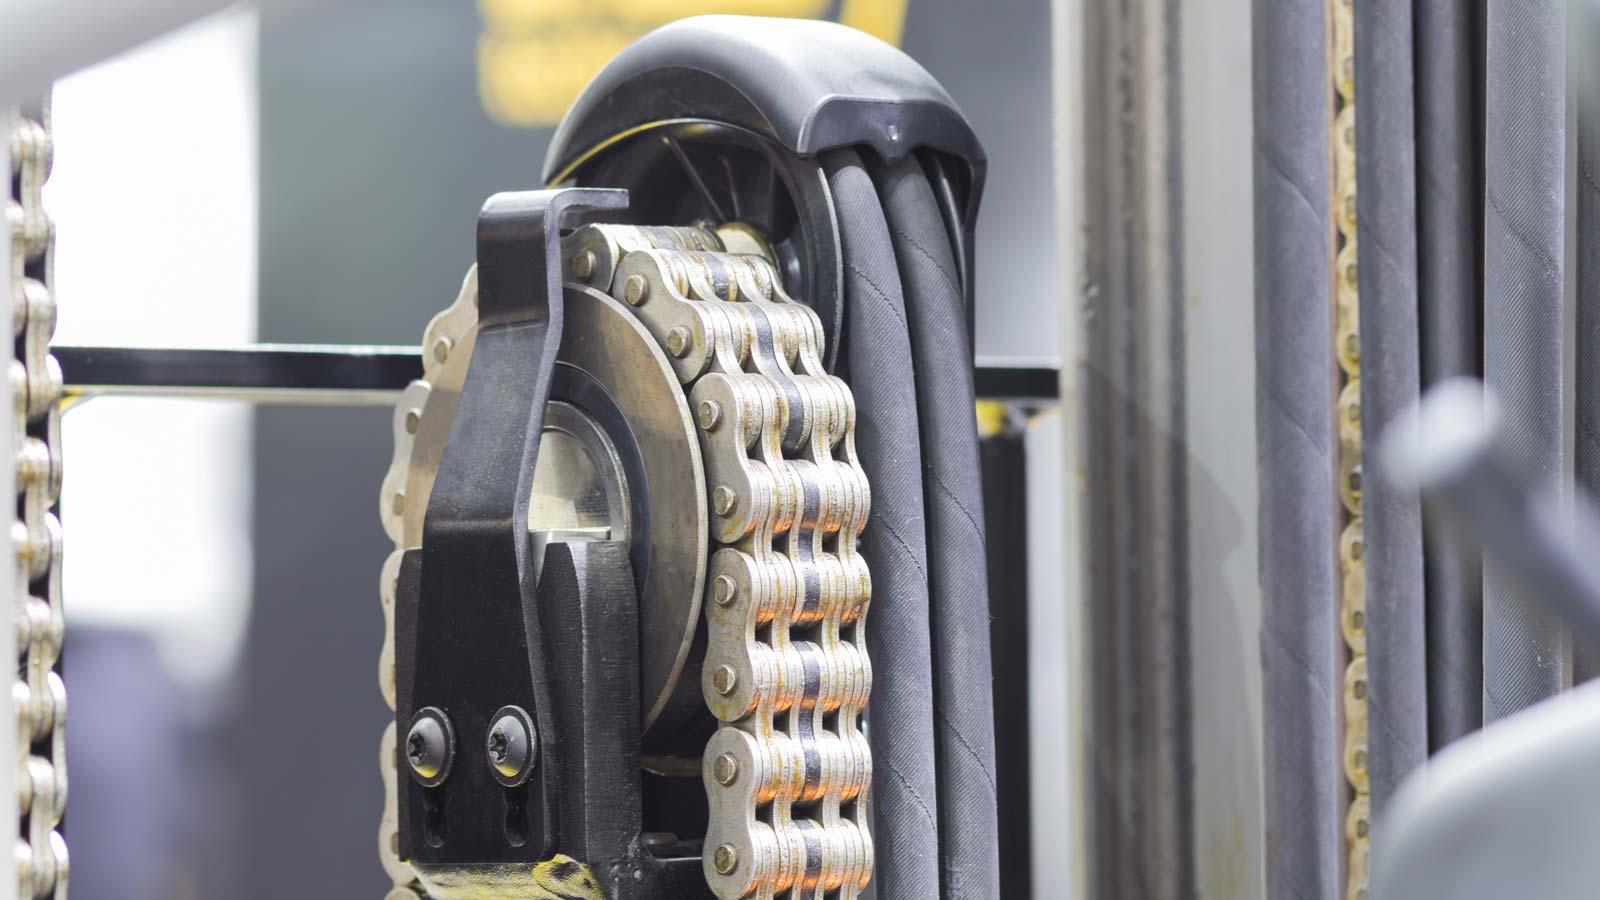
[56,344,421,406]
[1380,377,1600,646]
[0,0,247,104]
[58,344,1060,405]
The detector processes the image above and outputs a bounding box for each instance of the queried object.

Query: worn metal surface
[1077,0,1193,895]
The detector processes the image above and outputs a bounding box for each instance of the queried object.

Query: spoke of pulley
[663,135,732,222]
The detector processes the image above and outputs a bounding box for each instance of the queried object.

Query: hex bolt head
[697,399,722,431]
[405,707,454,787]
[713,752,739,786]
[712,665,739,696]
[623,274,649,306]
[485,705,537,787]
[713,574,737,607]
[572,250,597,281]
[713,485,737,517]
[712,843,739,876]
[666,326,692,358]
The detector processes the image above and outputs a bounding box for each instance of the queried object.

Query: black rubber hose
[1252,0,1342,894]
[821,148,942,900]
[1354,0,1429,816]
[1414,0,1485,748]
[874,155,1000,900]
[1482,0,1566,723]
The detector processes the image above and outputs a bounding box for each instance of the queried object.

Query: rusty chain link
[8,101,68,900]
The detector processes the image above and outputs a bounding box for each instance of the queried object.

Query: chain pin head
[712,665,738,696]
[698,399,722,431]
[667,326,692,358]
[572,250,597,281]
[713,753,739,785]
[623,274,649,305]
[713,574,737,607]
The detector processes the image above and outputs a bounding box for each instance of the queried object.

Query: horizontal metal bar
[56,344,1062,404]
[56,344,422,406]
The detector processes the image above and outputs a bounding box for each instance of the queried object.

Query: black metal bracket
[394,187,627,865]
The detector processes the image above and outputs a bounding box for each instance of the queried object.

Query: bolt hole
[423,790,447,849]
[504,789,529,847]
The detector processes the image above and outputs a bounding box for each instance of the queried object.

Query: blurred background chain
[9,100,69,900]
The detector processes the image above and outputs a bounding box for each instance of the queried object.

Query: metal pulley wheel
[378,14,994,900]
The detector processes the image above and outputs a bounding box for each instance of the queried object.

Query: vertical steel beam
[1075,0,1193,896]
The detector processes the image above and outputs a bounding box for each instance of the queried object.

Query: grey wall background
[246,2,1056,897]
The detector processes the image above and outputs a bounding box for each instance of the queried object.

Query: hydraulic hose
[874,154,1000,900]
[822,148,943,900]
[1482,0,1566,723]
[1252,0,1341,894]
[1353,0,1428,815]
[1413,0,1484,747]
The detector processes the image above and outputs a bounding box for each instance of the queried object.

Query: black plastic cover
[541,15,986,183]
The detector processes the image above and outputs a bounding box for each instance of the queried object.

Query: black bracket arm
[395,187,628,865]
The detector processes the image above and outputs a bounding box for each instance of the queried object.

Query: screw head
[623,274,649,305]
[712,843,739,876]
[572,250,596,281]
[713,752,739,786]
[431,336,453,364]
[667,326,692,358]
[712,665,738,696]
[485,705,537,787]
[713,485,737,517]
[697,399,722,431]
[390,492,406,517]
[404,408,421,435]
[713,574,737,607]
[405,708,454,787]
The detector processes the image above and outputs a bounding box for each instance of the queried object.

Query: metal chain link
[574,225,873,900]
[8,102,68,900]
[1330,0,1371,895]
